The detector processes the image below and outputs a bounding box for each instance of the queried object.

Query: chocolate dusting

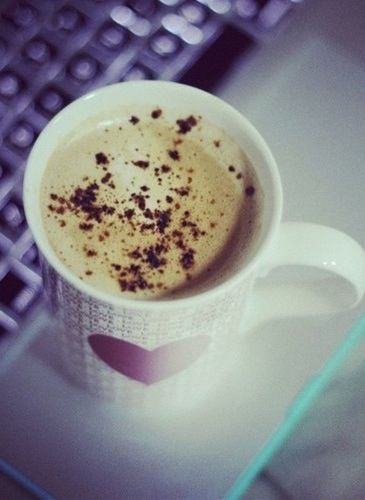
[132,160,149,169]
[132,194,146,211]
[151,108,162,119]
[143,208,153,219]
[95,152,109,165]
[119,274,149,293]
[129,249,142,260]
[141,222,155,232]
[48,181,116,224]
[124,208,135,220]
[180,250,195,270]
[101,172,112,184]
[245,185,256,196]
[154,209,171,233]
[79,222,94,231]
[146,249,163,269]
[168,149,180,161]
[106,188,206,292]
[45,110,244,297]
[174,186,190,197]
[176,115,198,134]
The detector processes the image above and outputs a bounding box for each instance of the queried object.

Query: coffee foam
[41,106,262,299]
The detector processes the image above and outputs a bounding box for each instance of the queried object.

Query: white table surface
[1,0,365,498]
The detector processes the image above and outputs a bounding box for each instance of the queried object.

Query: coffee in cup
[41,105,263,299]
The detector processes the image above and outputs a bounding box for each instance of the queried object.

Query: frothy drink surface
[41,106,261,299]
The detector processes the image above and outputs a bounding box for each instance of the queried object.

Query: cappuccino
[41,106,262,299]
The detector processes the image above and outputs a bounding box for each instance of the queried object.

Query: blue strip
[0,458,54,500]
[225,313,365,499]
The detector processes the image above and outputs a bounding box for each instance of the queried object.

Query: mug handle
[253,222,365,318]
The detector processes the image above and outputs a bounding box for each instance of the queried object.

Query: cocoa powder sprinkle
[143,208,153,219]
[101,172,112,184]
[79,222,94,231]
[132,160,149,169]
[245,185,256,196]
[146,249,162,269]
[95,152,109,165]
[168,150,180,161]
[155,209,171,233]
[68,182,116,223]
[180,250,195,270]
[132,194,146,211]
[176,115,198,134]
[175,186,190,196]
[151,109,162,119]
[124,208,135,220]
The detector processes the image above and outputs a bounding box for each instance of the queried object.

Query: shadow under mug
[24,81,365,405]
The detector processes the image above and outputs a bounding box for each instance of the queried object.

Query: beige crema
[41,106,262,299]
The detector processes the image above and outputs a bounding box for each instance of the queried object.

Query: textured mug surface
[25,81,282,402]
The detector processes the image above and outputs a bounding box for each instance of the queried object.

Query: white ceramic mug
[24,81,365,405]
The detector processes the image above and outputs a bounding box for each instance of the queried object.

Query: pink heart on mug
[88,334,210,385]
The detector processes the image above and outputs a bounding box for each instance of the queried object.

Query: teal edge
[225,313,365,500]
[0,458,54,500]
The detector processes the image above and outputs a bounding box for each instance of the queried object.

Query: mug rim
[24,81,282,310]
